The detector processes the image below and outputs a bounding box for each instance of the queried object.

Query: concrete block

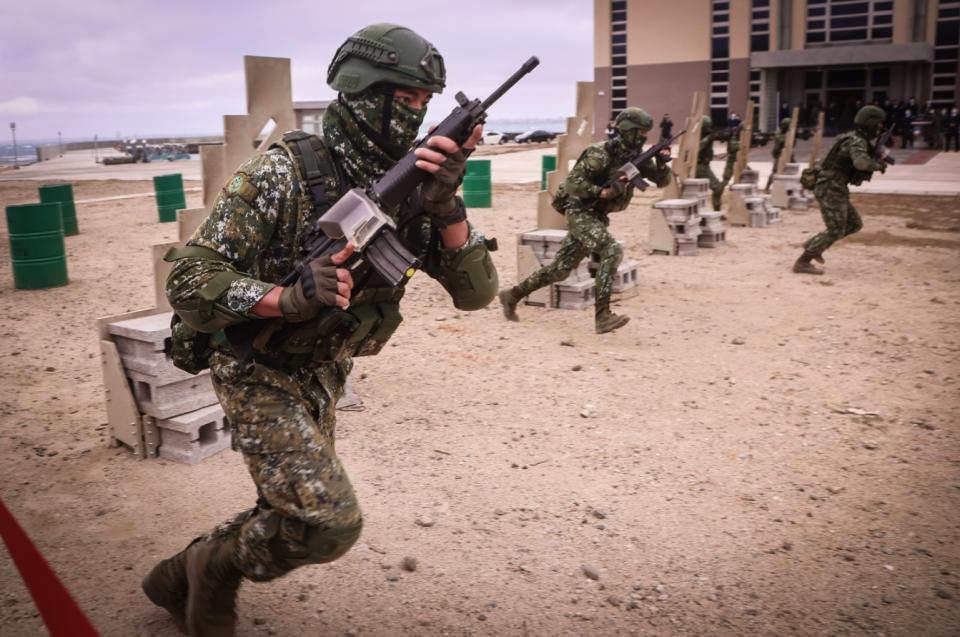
[127,370,218,420]
[700,210,725,233]
[681,178,709,195]
[156,405,230,465]
[698,231,726,248]
[613,259,640,292]
[783,162,802,175]
[107,311,174,347]
[555,276,595,310]
[676,239,699,256]
[740,169,759,185]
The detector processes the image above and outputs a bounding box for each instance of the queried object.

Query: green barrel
[153,173,185,223]
[38,183,78,236]
[541,155,557,190]
[6,203,69,289]
[462,159,492,208]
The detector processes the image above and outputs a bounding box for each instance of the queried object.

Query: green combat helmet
[854,105,886,136]
[327,23,446,94]
[701,115,713,134]
[780,117,791,132]
[615,107,654,133]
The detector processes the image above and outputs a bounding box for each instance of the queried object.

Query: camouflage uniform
[721,133,740,186]
[515,138,670,305]
[764,120,795,192]
[802,129,884,258]
[145,27,498,634]
[695,132,724,211]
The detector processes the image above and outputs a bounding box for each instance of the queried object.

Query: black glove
[604,179,626,199]
[420,149,469,227]
[278,256,339,322]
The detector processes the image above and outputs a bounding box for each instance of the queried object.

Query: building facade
[594,0,959,133]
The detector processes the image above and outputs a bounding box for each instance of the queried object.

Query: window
[712,60,729,70]
[807,0,893,46]
[805,70,823,89]
[934,75,957,85]
[752,9,770,20]
[713,25,730,35]
[712,71,730,82]
[832,2,870,16]
[827,68,867,87]
[612,33,626,44]
[611,0,626,9]
[612,44,626,55]
[871,67,890,85]
[712,38,730,58]
[752,34,770,51]
[871,26,892,39]
[612,55,627,66]
[934,61,958,74]
[611,10,626,22]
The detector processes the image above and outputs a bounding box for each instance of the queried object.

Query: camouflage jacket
[817,129,885,187]
[697,133,716,165]
[725,135,740,163]
[771,131,785,159]
[558,139,671,215]
[166,146,488,357]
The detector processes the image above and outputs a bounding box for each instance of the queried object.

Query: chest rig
[818,132,874,186]
[265,130,419,366]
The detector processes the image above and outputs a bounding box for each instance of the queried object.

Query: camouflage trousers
[804,181,863,257]
[203,352,362,582]
[695,162,723,211]
[721,158,736,185]
[516,209,623,309]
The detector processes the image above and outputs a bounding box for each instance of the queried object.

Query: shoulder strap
[271,130,344,214]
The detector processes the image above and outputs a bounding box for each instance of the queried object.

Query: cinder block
[108,312,174,347]
[127,370,218,419]
[156,405,230,465]
[783,163,802,175]
[698,231,726,248]
[740,169,759,184]
[613,259,640,292]
[676,239,699,256]
[555,276,595,310]
[700,210,725,233]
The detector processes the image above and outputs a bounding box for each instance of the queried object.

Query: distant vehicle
[500,132,520,143]
[478,131,505,145]
[516,129,556,143]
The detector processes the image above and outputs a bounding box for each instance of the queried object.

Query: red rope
[0,497,100,636]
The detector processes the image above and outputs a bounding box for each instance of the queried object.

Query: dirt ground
[0,179,958,637]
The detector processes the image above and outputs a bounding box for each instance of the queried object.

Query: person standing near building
[498,108,672,334]
[142,23,498,636]
[659,113,673,141]
[793,105,888,275]
[946,107,960,152]
[721,124,742,189]
[764,117,792,193]
[696,116,725,211]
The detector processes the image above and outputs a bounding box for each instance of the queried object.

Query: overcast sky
[0,0,594,141]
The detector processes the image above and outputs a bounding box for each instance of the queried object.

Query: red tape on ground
[0,497,99,636]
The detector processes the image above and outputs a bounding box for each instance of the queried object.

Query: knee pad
[301,517,363,565]
[435,242,498,311]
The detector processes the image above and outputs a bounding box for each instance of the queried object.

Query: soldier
[793,105,888,275]
[497,107,671,334]
[763,117,793,193]
[695,116,724,211]
[721,124,742,189]
[141,24,498,636]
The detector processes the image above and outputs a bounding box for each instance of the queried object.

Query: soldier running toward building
[498,107,672,334]
[141,24,498,636]
[696,116,725,211]
[793,105,889,275]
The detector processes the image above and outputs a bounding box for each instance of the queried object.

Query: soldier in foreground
[498,108,671,334]
[764,117,793,192]
[793,105,888,275]
[695,116,724,211]
[141,24,498,636]
[721,123,741,190]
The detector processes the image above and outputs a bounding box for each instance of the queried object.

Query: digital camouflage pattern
[722,134,740,184]
[517,138,670,308]
[166,130,489,582]
[202,352,362,581]
[803,129,884,257]
[696,134,724,210]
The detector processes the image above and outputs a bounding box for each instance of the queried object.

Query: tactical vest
[818,131,873,186]
[167,131,430,374]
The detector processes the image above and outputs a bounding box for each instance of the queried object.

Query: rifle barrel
[480,57,540,111]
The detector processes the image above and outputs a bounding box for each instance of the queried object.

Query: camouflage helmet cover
[701,115,713,133]
[327,23,446,94]
[615,107,654,133]
[854,105,886,128]
[780,117,791,130]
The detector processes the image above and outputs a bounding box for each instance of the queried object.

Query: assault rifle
[606,130,685,192]
[875,124,896,166]
[224,56,540,363]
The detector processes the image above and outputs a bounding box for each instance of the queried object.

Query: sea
[0,119,568,167]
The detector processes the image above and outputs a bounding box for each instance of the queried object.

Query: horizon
[0,1,593,142]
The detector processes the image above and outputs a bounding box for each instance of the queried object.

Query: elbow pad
[171,270,249,333]
[437,242,499,311]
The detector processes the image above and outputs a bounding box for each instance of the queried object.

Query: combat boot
[595,298,630,334]
[498,286,523,322]
[185,536,243,637]
[142,540,200,634]
[792,251,824,275]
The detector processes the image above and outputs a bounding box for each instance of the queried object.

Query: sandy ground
[0,178,959,637]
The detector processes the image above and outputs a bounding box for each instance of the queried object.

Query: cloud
[0,97,42,115]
